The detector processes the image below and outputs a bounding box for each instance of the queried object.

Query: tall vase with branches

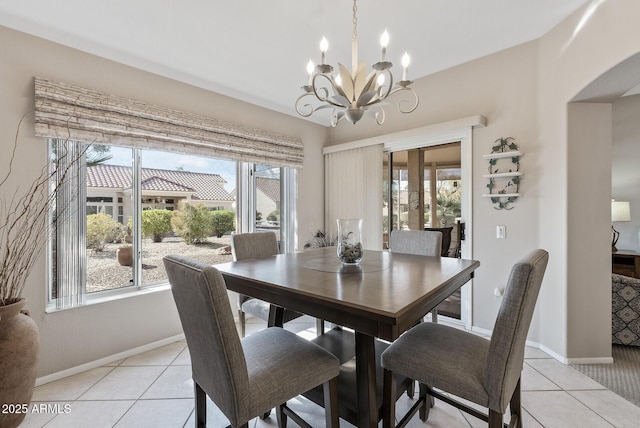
[0,116,90,428]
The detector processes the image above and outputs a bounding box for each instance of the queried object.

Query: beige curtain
[34,77,304,168]
[325,145,383,250]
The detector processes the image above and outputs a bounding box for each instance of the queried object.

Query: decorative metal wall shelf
[482,137,522,210]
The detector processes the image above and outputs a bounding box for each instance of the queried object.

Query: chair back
[424,227,453,256]
[389,230,442,257]
[231,231,279,261]
[483,249,548,412]
[163,255,250,426]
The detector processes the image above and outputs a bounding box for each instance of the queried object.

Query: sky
[106,146,237,191]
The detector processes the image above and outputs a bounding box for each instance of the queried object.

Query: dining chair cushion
[243,327,340,417]
[381,322,491,406]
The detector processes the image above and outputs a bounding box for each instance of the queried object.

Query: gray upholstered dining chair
[388,229,443,398]
[231,231,304,337]
[388,230,443,258]
[380,249,548,428]
[389,230,442,326]
[163,255,340,428]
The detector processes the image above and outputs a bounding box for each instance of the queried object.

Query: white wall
[612,94,640,252]
[0,25,327,377]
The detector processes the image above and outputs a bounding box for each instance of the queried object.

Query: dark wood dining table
[215,247,479,428]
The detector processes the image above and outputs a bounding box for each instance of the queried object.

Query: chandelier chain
[352,0,357,42]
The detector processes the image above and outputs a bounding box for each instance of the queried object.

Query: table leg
[268,305,284,327]
[355,331,377,428]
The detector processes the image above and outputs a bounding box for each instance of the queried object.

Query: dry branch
[1,116,88,305]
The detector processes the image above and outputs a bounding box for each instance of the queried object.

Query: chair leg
[275,404,287,428]
[488,409,503,428]
[431,308,438,323]
[194,381,207,428]
[316,318,325,335]
[406,380,415,398]
[324,377,339,428]
[382,368,397,428]
[509,378,522,428]
[239,310,246,338]
[419,383,430,421]
[268,305,285,328]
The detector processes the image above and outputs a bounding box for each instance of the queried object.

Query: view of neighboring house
[86,164,235,223]
[230,176,281,225]
[255,177,280,223]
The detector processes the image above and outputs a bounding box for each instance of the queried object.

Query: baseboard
[471,326,615,365]
[35,333,186,387]
[564,356,614,364]
[470,325,492,337]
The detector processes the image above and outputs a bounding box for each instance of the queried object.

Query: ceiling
[0,0,590,126]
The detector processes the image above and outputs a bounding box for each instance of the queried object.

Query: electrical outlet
[496,225,506,239]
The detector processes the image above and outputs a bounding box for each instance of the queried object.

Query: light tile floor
[21,316,640,428]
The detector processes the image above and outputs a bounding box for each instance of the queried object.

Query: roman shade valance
[34,77,304,168]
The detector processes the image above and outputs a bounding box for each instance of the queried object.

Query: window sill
[46,282,171,313]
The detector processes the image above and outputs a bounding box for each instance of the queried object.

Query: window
[49,140,253,308]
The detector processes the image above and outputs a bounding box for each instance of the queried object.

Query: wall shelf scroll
[482,137,522,210]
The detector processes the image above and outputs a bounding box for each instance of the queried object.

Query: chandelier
[295,0,419,126]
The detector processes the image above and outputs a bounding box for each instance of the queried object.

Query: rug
[571,345,640,407]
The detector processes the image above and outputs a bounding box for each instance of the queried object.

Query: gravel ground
[87,236,233,293]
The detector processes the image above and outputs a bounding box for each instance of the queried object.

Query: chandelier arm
[376,69,394,100]
[386,86,420,113]
[312,73,348,108]
[331,108,345,127]
[365,105,386,125]
[295,92,318,117]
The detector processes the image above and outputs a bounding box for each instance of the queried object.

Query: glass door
[384,142,464,321]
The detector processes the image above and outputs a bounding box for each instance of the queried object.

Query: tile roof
[139,177,195,193]
[86,164,234,202]
[256,177,280,204]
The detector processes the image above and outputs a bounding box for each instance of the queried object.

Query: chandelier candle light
[295,0,419,126]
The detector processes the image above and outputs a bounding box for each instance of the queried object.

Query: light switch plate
[496,225,506,239]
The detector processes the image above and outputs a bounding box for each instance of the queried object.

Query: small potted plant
[117,245,134,267]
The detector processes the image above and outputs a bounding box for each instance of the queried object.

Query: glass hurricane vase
[336,219,363,265]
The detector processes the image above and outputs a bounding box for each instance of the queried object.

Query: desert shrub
[267,209,280,222]
[171,201,214,244]
[211,210,235,238]
[86,213,119,252]
[141,209,173,242]
[106,221,128,244]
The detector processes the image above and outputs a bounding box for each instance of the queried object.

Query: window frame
[47,140,297,311]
